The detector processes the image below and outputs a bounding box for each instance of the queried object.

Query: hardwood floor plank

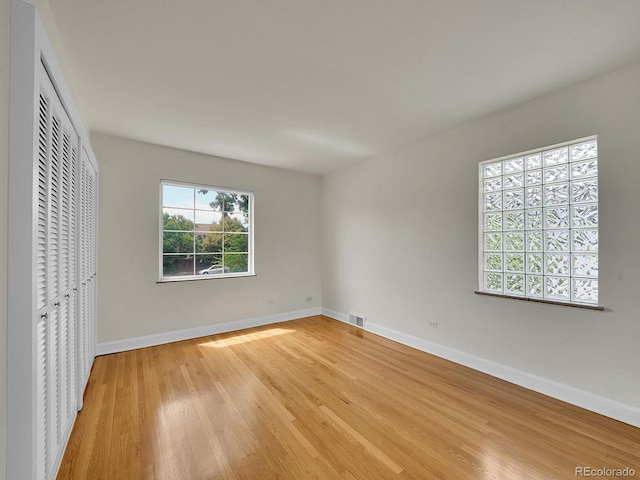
[57,316,640,479]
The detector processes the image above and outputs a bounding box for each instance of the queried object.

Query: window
[160,181,254,280]
[478,137,599,306]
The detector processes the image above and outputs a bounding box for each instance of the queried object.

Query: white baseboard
[97,307,322,356]
[321,308,640,428]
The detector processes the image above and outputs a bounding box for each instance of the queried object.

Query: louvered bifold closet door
[36,62,81,480]
[78,148,98,397]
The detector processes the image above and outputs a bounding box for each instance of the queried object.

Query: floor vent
[349,314,365,328]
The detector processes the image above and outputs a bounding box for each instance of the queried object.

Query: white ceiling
[47,0,640,175]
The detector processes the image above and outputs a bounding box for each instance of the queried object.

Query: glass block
[526,169,542,186]
[484,162,502,178]
[504,173,524,189]
[484,193,502,212]
[573,254,598,277]
[485,273,503,292]
[525,153,542,170]
[573,229,598,252]
[571,160,598,179]
[526,187,542,208]
[484,213,502,231]
[546,254,570,276]
[545,276,570,300]
[570,140,597,162]
[527,275,543,297]
[544,183,569,206]
[505,274,525,295]
[544,207,569,229]
[505,253,525,272]
[485,233,502,251]
[544,165,569,183]
[526,232,542,251]
[503,157,523,173]
[505,211,524,230]
[572,204,598,228]
[527,253,542,273]
[484,177,502,192]
[505,232,524,251]
[485,253,503,271]
[573,279,598,304]
[544,147,568,166]
[545,230,570,252]
[572,179,598,204]
[526,209,542,230]
[504,189,524,210]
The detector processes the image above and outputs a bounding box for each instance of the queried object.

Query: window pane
[163,255,194,277]
[163,185,194,209]
[163,209,194,229]
[195,210,222,228]
[224,233,249,253]
[223,213,249,232]
[196,254,225,275]
[195,189,219,210]
[224,253,249,273]
[196,233,222,253]
[163,232,194,254]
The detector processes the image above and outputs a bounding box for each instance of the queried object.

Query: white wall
[93,133,322,344]
[0,0,10,477]
[322,62,640,411]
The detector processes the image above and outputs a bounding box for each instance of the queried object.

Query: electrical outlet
[306,296,313,302]
[428,321,439,329]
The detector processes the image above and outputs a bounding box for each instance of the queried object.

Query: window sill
[158,273,257,283]
[474,291,604,311]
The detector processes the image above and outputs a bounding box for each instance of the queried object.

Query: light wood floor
[58,315,640,479]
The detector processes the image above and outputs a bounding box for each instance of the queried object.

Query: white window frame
[477,136,602,309]
[159,180,255,282]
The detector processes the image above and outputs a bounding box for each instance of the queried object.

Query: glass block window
[479,137,598,305]
[160,181,254,281]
